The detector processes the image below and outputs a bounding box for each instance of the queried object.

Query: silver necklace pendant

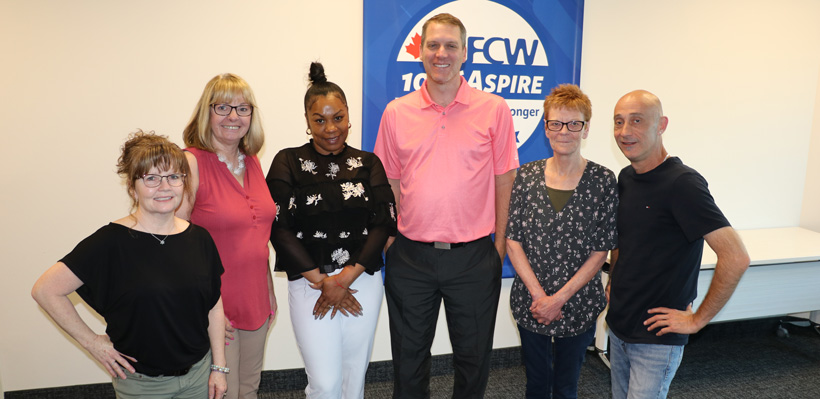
[135,219,170,245]
[149,232,169,245]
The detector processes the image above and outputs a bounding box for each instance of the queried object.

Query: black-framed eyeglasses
[545,120,587,132]
[140,173,186,188]
[211,103,253,117]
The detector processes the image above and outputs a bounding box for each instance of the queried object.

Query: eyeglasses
[211,104,253,117]
[140,173,186,188]
[545,120,587,132]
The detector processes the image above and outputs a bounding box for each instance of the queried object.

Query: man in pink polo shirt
[374,13,519,398]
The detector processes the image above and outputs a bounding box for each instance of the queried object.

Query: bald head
[617,90,664,120]
[613,90,669,173]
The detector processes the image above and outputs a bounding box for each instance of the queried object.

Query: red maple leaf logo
[404,33,422,59]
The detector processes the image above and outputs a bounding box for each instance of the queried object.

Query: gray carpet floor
[7,318,820,398]
[261,318,820,399]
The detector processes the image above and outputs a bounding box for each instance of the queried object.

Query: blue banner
[363,0,585,277]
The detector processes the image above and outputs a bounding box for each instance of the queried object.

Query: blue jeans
[609,331,684,399]
[518,324,595,399]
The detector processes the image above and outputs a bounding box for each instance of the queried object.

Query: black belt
[141,365,192,377]
[419,235,488,250]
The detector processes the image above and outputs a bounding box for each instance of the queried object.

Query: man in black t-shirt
[606,90,750,399]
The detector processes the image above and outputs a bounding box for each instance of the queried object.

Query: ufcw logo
[403,33,543,66]
[467,37,540,66]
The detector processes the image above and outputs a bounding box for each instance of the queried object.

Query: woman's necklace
[218,150,246,176]
[148,232,169,245]
[136,219,172,245]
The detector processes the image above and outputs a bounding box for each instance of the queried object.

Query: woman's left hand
[333,290,363,318]
[208,370,228,399]
[311,276,360,319]
[224,317,235,344]
[529,295,564,325]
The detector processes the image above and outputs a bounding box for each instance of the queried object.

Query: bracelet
[334,279,347,290]
[210,364,230,374]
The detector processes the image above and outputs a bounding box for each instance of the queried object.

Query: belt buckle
[434,242,451,250]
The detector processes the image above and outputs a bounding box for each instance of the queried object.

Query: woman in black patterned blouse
[506,84,618,399]
[266,62,396,398]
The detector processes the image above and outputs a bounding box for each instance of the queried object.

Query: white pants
[289,270,384,399]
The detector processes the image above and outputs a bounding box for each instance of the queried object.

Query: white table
[594,227,820,365]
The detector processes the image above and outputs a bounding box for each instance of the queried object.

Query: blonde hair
[183,73,265,155]
[117,130,192,212]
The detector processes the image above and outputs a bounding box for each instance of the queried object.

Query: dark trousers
[518,324,596,399]
[385,233,502,399]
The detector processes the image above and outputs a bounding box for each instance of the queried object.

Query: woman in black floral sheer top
[266,62,396,398]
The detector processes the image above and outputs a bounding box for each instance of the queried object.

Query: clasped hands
[530,295,564,326]
[310,274,362,320]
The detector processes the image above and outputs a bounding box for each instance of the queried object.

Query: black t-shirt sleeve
[59,226,113,314]
[670,172,731,242]
[199,226,224,307]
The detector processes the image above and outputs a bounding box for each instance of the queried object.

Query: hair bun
[308,62,328,85]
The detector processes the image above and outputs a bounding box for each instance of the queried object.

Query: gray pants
[113,351,211,399]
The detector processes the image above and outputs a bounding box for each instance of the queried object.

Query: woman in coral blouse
[178,73,277,399]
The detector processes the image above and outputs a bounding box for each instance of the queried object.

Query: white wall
[580,1,820,229]
[800,65,820,232]
[1,0,818,393]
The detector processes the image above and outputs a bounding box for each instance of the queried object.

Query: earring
[306,128,312,135]
[348,123,352,129]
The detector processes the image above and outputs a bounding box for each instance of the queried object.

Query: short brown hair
[182,73,265,155]
[543,84,592,121]
[421,13,467,49]
[117,130,191,212]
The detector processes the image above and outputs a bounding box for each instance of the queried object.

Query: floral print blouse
[506,159,618,337]
[266,142,397,280]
